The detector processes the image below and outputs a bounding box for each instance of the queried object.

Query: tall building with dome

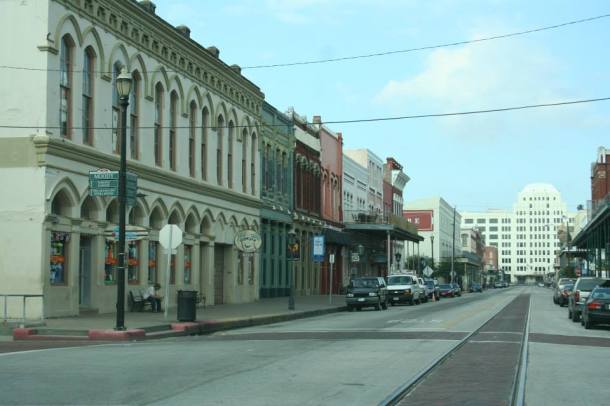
[461,183,576,284]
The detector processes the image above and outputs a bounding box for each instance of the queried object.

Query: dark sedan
[451,283,462,297]
[556,284,574,307]
[469,283,483,293]
[582,286,610,329]
[438,284,455,298]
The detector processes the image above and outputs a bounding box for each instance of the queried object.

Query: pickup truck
[386,274,424,305]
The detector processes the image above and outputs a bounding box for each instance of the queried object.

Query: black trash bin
[177,290,197,322]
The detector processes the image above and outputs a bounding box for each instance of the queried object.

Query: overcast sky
[153,0,610,212]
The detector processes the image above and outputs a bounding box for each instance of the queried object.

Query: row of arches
[49,178,259,237]
[53,12,261,116]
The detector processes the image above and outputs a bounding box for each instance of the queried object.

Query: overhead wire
[0,13,609,74]
[3,96,607,130]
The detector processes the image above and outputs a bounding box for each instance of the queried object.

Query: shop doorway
[79,236,92,307]
[214,245,225,304]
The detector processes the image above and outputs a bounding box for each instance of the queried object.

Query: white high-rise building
[461,183,576,284]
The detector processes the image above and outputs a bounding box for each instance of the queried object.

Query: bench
[128,289,153,312]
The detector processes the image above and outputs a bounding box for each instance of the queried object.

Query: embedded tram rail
[380,294,531,406]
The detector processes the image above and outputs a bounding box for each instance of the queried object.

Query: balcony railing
[344,210,418,234]
[588,193,610,220]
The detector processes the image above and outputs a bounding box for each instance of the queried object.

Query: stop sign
[159,224,182,250]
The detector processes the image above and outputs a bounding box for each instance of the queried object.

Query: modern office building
[461,183,576,284]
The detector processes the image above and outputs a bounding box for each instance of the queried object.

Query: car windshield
[577,279,607,291]
[563,285,574,291]
[439,284,452,289]
[591,288,610,299]
[388,276,413,285]
[351,279,378,288]
[425,281,434,287]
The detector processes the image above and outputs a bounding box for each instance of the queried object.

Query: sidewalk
[10,295,346,341]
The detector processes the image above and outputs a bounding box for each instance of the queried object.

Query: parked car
[424,279,440,300]
[494,281,503,289]
[418,277,432,303]
[345,277,388,311]
[556,284,574,307]
[553,280,575,305]
[568,277,608,322]
[451,283,462,297]
[581,284,610,329]
[386,274,423,306]
[438,284,455,298]
[469,283,483,293]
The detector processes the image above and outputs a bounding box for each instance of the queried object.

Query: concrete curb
[12,306,347,341]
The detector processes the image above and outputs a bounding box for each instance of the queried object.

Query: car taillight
[587,301,602,310]
[574,291,580,302]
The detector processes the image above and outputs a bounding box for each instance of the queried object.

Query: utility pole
[451,206,456,284]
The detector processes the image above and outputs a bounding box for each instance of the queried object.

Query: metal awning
[323,228,351,246]
[344,223,423,242]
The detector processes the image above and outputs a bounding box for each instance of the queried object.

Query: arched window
[169,91,178,171]
[129,71,140,160]
[216,115,224,185]
[251,132,257,195]
[265,144,271,191]
[201,107,209,180]
[111,62,124,153]
[189,101,197,177]
[228,120,234,188]
[242,128,248,193]
[59,35,74,139]
[82,47,95,145]
[282,152,287,196]
[276,148,282,192]
[154,83,164,166]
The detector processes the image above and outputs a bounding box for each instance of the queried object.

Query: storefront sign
[234,229,262,253]
[351,253,360,263]
[104,225,148,241]
[313,235,325,262]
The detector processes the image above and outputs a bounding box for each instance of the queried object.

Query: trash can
[177,290,197,322]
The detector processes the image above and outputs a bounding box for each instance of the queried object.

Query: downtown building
[461,183,576,284]
[404,197,462,270]
[0,0,264,317]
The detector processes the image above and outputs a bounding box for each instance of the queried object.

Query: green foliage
[559,265,577,279]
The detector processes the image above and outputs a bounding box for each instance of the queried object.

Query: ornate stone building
[0,0,263,317]
[259,102,294,298]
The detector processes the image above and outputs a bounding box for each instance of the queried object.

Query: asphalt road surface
[1,286,608,405]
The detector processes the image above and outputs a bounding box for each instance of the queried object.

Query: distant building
[404,197,461,268]
[344,149,384,213]
[461,183,576,284]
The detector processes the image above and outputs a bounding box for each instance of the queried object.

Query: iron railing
[344,209,418,234]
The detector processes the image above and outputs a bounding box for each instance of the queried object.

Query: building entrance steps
[11,295,346,341]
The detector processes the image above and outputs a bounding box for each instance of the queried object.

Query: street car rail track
[380,293,531,406]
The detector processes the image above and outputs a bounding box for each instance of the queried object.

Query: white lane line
[0,342,130,357]
[469,340,521,344]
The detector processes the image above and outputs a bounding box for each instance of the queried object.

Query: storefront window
[148,241,158,284]
[50,232,70,285]
[104,241,117,284]
[248,257,255,285]
[238,255,244,285]
[170,254,176,285]
[127,241,139,284]
[184,245,192,285]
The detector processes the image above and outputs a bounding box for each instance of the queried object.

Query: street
[1,287,608,405]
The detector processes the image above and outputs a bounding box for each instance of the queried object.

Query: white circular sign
[234,229,262,253]
[159,224,183,250]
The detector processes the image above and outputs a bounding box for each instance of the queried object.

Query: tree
[559,265,576,279]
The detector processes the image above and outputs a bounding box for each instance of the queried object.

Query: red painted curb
[170,322,199,332]
[13,328,36,340]
[88,329,146,341]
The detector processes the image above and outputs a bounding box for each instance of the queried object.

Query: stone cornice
[33,135,262,209]
[55,0,264,116]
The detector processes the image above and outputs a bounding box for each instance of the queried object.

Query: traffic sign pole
[164,231,172,320]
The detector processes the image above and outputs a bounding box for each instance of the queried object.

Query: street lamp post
[115,68,132,331]
[430,235,434,269]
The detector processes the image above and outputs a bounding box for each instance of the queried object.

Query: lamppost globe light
[116,67,132,98]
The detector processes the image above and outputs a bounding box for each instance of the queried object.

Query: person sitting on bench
[143,283,163,312]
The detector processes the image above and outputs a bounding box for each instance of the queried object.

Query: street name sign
[89,169,138,206]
